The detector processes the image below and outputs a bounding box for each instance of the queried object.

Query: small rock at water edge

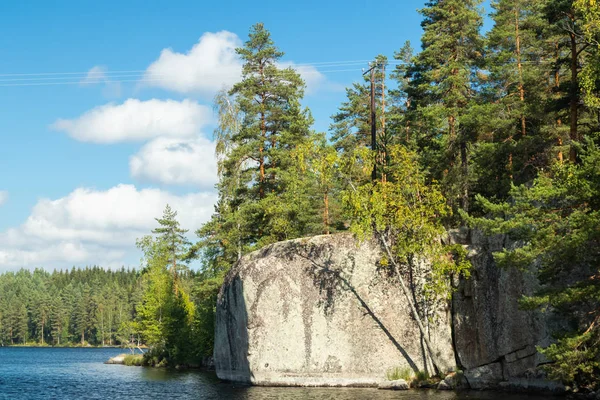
[378,379,409,390]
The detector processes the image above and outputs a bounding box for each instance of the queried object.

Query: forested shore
[1,0,598,392]
[0,206,219,365]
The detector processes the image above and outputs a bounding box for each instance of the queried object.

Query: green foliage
[123,354,144,366]
[386,366,413,381]
[404,0,484,211]
[342,145,471,374]
[415,370,431,383]
[193,23,325,275]
[135,205,199,366]
[537,331,600,388]
[190,276,223,359]
[342,145,470,300]
[292,134,344,235]
[468,141,600,390]
[575,0,600,110]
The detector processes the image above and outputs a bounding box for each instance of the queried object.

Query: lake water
[0,347,550,400]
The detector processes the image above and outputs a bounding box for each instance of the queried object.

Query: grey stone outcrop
[449,228,554,389]
[215,230,558,390]
[377,379,409,390]
[214,233,454,387]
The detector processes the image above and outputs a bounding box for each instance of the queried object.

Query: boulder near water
[105,354,126,364]
[214,233,455,387]
[214,231,558,390]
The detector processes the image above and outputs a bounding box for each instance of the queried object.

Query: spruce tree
[152,204,190,281]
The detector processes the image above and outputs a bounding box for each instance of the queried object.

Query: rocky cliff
[449,228,559,390]
[214,231,557,390]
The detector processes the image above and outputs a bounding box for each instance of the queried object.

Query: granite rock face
[214,233,455,387]
[215,230,554,389]
[450,228,552,389]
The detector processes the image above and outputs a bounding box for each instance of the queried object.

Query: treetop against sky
[0,0,493,271]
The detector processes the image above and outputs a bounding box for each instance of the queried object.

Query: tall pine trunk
[460,141,469,212]
[569,32,579,163]
[323,192,330,235]
[259,62,266,199]
[515,5,526,137]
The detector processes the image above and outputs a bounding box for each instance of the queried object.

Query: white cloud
[0,191,7,206]
[51,98,212,143]
[0,185,217,270]
[130,137,217,188]
[142,31,329,96]
[80,66,122,98]
[142,31,243,96]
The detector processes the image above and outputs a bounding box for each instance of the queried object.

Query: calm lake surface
[0,347,551,400]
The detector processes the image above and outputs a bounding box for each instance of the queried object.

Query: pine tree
[472,0,553,201]
[574,0,600,110]
[544,0,598,162]
[14,302,28,344]
[50,291,66,345]
[389,41,416,148]
[468,140,600,390]
[32,290,51,345]
[72,284,94,345]
[195,23,315,272]
[135,237,171,346]
[408,0,484,211]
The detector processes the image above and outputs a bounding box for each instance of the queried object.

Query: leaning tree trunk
[377,230,444,374]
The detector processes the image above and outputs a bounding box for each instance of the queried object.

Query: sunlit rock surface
[215,231,555,389]
[214,233,454,386]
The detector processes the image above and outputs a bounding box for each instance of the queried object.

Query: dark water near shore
[0,347,551,399]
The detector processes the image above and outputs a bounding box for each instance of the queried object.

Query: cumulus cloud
[51,98,211,143]
[0,185,217,270]
[0,191,7,206]
[142,31,243,96]
[142,31,329,95]
[130,137,217,188]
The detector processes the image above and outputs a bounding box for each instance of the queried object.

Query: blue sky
[0,0,492,271]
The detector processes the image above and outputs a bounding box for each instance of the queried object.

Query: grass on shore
[123,354,144,366]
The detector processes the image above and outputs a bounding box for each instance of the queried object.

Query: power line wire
[0,68,366,87]
[0,60,400,78]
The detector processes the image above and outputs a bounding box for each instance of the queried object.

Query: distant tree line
[0,267,141,346]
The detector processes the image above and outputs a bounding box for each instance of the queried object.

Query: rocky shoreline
[105,354,127,365]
